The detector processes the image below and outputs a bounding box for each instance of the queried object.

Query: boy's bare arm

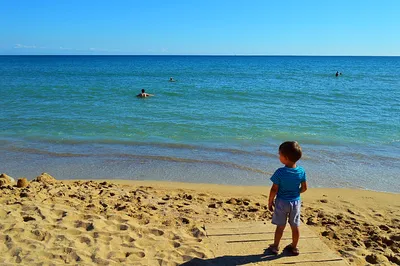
[268,184,279,211]
[300,181,307,193]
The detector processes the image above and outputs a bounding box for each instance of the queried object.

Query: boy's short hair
[279,141,302,162]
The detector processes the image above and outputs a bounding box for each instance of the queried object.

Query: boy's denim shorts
[272,198,301,227]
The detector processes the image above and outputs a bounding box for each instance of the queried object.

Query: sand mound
[32,173,56,184]
[16,178,29,188]
[0,173,15,186]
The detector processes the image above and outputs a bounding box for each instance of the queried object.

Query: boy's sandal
[284,244,300,256]
[268,244,279,255]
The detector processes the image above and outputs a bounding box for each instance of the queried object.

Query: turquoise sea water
[1,56,399,192]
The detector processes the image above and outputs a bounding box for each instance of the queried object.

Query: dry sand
[0,173,399,265]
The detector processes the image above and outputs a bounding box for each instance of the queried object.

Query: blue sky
[1,0,399,55]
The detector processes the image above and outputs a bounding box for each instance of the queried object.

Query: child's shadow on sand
[180,248,286,266]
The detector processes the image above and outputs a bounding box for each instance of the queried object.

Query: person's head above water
[137,89,154,98]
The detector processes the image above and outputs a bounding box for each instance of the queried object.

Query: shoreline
[2,147,399,194]
[1,174,399,265]
[1,135,399,194]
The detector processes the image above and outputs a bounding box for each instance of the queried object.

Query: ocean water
[1,55,399,193]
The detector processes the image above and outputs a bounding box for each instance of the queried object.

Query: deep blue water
[1,56,399,192]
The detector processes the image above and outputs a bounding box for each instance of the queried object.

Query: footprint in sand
[121,235,136,243]
[133,251,146,258]
[92,232,113,243]
[171,234,182,241]
[107,251,126,261]
[79,236,92,246]
[149,228,164,236]
[3,235,13,249]
[74,220,95,231]
[186,248,207,258]
[30,229,51,242]
[74,220,86,228]
[172,241,181,248]
[23,216,36,222]
[119,224,129,231]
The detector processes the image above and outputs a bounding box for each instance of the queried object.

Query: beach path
[184,221,349,265]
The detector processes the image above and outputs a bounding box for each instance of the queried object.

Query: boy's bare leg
[290,225,300,248]
[273,225,285,247]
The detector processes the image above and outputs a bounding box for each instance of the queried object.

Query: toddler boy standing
[268,141,307,256]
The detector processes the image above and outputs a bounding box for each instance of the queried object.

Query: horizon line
[1,54,399,57]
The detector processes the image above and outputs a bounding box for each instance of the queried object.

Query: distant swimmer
[136,89,154,98]
[335,71,343,77]
[169,77,176,82]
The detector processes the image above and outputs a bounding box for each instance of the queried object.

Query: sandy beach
[0,173,399,265]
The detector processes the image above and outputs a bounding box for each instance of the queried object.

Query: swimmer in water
[136,89,154,98]
[169,77,176,82]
